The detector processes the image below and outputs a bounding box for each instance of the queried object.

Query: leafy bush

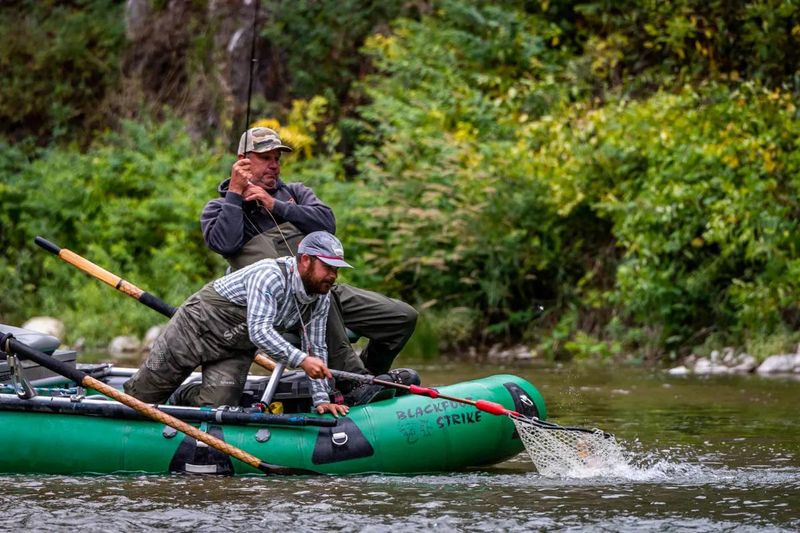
[262,0,410,101]
[0,119,228,345]
[339,1,591,343]
[557,0,800,94]
[2,0,799,362]
[512,82,800,358]
[322,1,800,359]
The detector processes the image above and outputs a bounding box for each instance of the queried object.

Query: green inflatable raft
[0,324,547,475]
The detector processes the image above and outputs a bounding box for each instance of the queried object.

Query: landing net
[512,415,627,478]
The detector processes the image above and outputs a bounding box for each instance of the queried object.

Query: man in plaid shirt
[124,231,351,417]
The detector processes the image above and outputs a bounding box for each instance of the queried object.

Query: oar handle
[2,335,303,475]
[34,236,61,255]
[35,236,177,318]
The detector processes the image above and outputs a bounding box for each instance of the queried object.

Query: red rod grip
[409,385,439,398]
[475,400,511,416]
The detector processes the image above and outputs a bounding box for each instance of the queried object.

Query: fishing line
[242,0,260,156]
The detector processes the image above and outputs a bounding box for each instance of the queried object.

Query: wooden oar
[0,333,315,475]
[34,236,177,317]
[35,237,307,384]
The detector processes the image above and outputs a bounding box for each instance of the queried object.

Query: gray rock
[756,354,800,374]
[510,345,533,361]
[108,335,142,359]
[72,337,86,351]
[721,347,736,365]
[693,357,711,373]
[693,357,730,375]
[21,316,65,342]
[487,343,504,360]
[667,365,690,376]
[730,354,758,373]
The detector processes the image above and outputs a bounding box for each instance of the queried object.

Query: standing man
[124,231,350,416]
[200,127,418,380]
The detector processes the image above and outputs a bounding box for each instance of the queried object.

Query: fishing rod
[241,0,260,157]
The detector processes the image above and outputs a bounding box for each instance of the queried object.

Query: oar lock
[6,353,36,400]
[0,334,36,401]
[69,386,86,403]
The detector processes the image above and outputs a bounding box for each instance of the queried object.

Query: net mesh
[512,415,626,477]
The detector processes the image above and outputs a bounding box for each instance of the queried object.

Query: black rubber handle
[34,236,61,255]
[140,292,178,318]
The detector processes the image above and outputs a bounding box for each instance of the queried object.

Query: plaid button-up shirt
[213,256,331,406]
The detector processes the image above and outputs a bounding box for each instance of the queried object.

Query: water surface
[2,364,798,531]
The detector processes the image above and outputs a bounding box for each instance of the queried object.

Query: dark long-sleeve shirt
[201,178,336,257]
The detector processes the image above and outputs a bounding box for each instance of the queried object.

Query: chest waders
[124,265,314,408]
[227,222,304,272]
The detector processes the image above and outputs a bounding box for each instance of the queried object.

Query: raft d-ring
[520,395,534,407]
[331,431,349,446]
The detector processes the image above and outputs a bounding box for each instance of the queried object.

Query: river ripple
[1,365,797,532]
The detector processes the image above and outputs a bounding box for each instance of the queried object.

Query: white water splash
[513,420,727,482]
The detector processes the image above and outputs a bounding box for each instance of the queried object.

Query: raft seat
[0,323,77,386]
[0,324,60,354]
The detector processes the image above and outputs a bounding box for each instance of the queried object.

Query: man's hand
[315,402,350,417]
[229,159,252,194]
[243,184,276,210]
[299,355,333,380]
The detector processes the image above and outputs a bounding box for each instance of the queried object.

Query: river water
[1,363,798,531]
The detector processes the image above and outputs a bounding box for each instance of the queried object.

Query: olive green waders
[124,284,255,407]
[230,224,417,376]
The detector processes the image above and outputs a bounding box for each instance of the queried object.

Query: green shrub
[0,119,228,345]
[527,82,800,356]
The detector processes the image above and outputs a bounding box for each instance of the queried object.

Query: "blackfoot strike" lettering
[436,411,482,428]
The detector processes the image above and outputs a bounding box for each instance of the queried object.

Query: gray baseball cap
[297,231,352,268]
[237,127,293,155]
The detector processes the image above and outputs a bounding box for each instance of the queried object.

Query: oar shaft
[3,337,276,474]
[85,376,269,471]
[35,236,177,317]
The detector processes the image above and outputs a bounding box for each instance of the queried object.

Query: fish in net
[511,414,626,477]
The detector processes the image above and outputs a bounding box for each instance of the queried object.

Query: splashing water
[514,417,635,479]
[514,418,743,482]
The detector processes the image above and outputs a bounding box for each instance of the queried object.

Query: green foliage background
[1,0,798,361]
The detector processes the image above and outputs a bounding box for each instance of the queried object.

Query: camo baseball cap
[297,231,353,268]
[237,127,293,155]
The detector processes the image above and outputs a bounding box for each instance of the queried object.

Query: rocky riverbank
[17,316,800,375]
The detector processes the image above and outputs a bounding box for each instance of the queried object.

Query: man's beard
[300,267,334,295]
